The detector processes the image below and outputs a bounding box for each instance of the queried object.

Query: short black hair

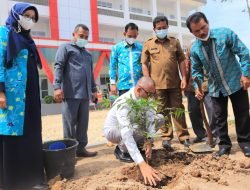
[153,16,168,28]
[125,23,138,32]
[74,24,89,32]
[186,12,209,32]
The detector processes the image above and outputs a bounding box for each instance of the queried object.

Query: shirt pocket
[167,46,177,59]
[132,51,141,63]
[118,52,129,65]
[149,48,160,60]
[215,43,227,58]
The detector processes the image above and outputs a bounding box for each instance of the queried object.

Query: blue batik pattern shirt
[191,27,250,97]
[109,41,143,91]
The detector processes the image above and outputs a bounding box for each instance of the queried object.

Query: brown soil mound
[55,148,250,190]
[120,150,198,189]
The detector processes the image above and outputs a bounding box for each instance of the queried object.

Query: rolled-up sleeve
[116,106,144,164]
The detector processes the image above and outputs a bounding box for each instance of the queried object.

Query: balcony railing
[12,0,48,6]
[129,7,151,16]
[169,20,178,27]
[130,14,152,22]
[192,0,207,3]
[98,7,124,18]
[181,22,187,28]
[97,0,123,10]
[99,37,115,43]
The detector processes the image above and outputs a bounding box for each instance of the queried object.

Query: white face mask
[155,29,168,39]
[18,15,35,30]
[125,37,135,45]
[75,38,88,48]
[196,28,210,41]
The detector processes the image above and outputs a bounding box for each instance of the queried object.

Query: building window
[100,74,110,85]
[40,78,48,98]
[97,1,112,8]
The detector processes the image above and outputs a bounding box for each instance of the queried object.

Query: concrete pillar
[0,0,9,25]
[124,0,129,20]
[152,0,157,18]
[176,0,181,28]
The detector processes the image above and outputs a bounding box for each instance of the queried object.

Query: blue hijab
[5,3,42,69]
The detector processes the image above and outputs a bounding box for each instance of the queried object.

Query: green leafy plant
[43,95,54,104]
[117,95,186,139]
[100,95,119,109]
[116,95,186,164]
[101,97,112,109]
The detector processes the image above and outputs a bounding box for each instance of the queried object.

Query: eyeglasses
[139,86,156,97]
[22,15,36,22]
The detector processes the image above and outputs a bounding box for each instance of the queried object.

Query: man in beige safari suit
[141,16,191,149]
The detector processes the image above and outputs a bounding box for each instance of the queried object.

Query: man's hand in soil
[139,161,161,186]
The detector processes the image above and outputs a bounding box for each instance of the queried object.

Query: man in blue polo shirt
[186,12,250,157]
[109,23,143,96]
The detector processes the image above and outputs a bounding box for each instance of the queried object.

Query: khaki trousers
[156,88,190,142]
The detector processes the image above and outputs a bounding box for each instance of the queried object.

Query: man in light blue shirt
[109,23,143,96]
[186,12,250,157]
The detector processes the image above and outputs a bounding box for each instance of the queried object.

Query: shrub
[43,95,54,104]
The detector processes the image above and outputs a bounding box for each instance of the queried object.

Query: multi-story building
[0,0,206,99]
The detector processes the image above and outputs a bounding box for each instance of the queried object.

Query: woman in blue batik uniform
[0,3,45,189]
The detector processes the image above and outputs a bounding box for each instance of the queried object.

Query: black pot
[43,139,78,180]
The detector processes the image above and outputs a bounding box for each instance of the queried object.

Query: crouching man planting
[103,76,164,186]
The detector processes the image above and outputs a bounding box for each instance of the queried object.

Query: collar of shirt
[153,36,171,43]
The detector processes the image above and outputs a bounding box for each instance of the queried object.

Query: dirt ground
[46,123,250,190]
[42,99,250,190]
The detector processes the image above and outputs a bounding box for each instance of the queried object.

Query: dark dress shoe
[242,146,250,157]
[114,146,133,163]
[162,140,174,151]
[181,139,191,147]
[76,149,97,157]
[214,147,231,157]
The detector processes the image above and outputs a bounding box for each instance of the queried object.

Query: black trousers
[185,91,217,139]
[211,89,250,149]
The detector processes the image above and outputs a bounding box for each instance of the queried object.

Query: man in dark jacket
[53,24,97,157]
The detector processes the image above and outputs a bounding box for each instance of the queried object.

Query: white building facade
[0,0,206,98]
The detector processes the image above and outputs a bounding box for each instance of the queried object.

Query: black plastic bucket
[43,139,79,180]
